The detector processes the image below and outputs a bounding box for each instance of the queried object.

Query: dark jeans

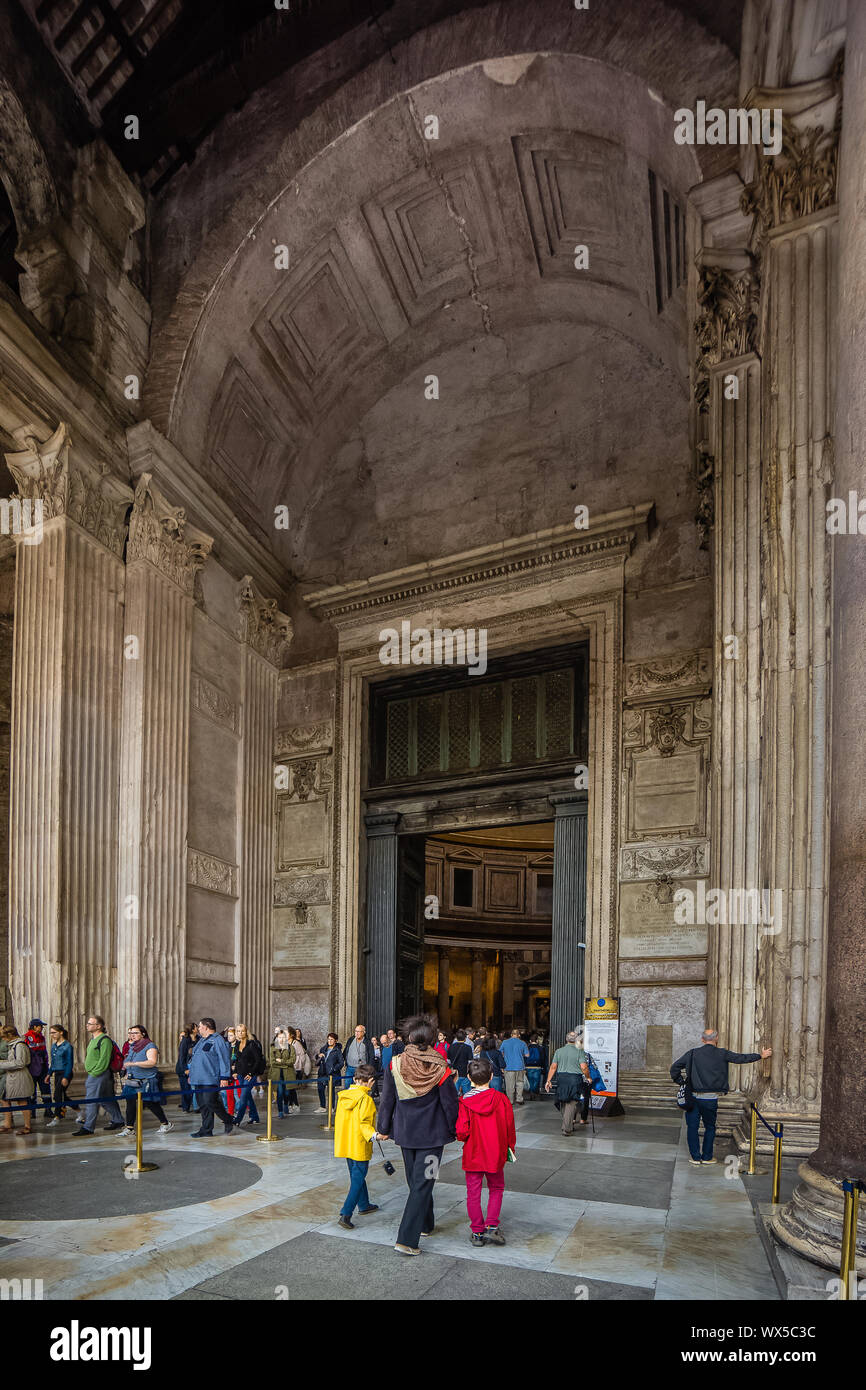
[276,1079,290,1114]
[233,1079,260,1124]
[47,1074,78,1118]
[31,1072,51,1117]
[196,1086,233,1134]
[341,1158,371,1219]
[177,1072,193,1112]
[397,1145,444,1249]
[686,1097,718,1160]
[318,1076,340,1108]
[580,1081,591,1121]
[124,1095,168,1126]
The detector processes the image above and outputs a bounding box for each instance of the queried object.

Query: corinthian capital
[127,471,213,592]
[4,421,132,556]
[237,574,293,666]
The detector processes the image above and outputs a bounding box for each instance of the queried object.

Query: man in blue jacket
[188,1018,235,1137]
[671,1029,772,1165]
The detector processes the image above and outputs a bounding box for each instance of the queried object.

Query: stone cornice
[126,420,287,598]
[304,505,653,625]
[237,573,293,666]
[4,420,132,556]
[128,470,213,592]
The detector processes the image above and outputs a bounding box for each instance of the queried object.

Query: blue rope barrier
[0,1074,333,1114]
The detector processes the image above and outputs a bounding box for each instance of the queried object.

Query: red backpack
[108,1040,124,1072]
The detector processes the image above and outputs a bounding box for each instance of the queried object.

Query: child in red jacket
[455,1056,517,1247]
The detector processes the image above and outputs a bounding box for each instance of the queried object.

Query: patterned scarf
[391,1044,447,1099]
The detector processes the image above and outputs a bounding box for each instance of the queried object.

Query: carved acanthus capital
[4,421,131,556]
[694,259,760,411]
[128,472,213,592]
[741,105,840,246]
[694,440,716,550]
[237,574,292,666]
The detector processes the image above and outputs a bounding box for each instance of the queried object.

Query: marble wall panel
[187,888,237,966]
[186,981,236,1034]
[619,984,707,1071]
[619,878,708,958]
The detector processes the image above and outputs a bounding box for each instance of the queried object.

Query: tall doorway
[362,644,588,1045]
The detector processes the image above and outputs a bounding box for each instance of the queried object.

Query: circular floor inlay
[0,1150,263,1220]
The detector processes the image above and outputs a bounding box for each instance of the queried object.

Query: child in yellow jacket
[334,1062,379,1229]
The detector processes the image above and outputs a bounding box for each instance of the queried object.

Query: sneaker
[189,1130,212,1138]
[46,1118,60,1128]
[103,1122,124,1131]
[394,1244,421,1256]
[469,1232,487,1248]
[701,1157,717,1165]
[158,1122,173,1134]
[223,1125,235,1135]
[71,1128,93,1137]
[358,1205,379,1215]
[484,1225,506,1246]
[118,1126,135,1138]
[338,1216,355,1231]
[688,1157,703,1166]
[420,1228,434,1237]
[314,1107,327,1114]
[244,1119,257,1126]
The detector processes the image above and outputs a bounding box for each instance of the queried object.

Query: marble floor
[0,1091,780,1300]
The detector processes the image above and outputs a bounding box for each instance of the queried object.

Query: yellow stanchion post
[839,1183,859,1300]
[135,1090,159,1173]
[257,1079,283,1142]
[748,1106,758,1175]
[322,1075,334,1131]
[771,1124,783,1204]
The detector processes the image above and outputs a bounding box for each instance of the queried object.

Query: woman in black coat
[375,1014,459,1256]
[315,1033,345,1111]
[176,1024,197,1112]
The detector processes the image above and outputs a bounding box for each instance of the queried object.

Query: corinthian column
[6,423,131,1056]
[772,4,866,1275]
[117,474,212,1052]
[693,249,764,1087]
[739,80,839,1151]
[237,576,291,1036]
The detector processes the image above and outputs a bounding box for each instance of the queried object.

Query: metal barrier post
[257,1079,283,1143]
[135,1090,159,1173]
[771,1123,783,1204]
[839,1182,860,1300]
[323,1076,334,1131]
[748,1106,758,1175]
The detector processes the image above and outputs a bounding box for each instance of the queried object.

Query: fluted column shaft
[708,354,763,1075]
[10,519,125,1052]
[760,212,835,1123]
[238,648,277,1036]
[549,793,588,1050]
[117,561,194,1048]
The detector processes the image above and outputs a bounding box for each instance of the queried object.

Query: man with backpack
[72,1015,124,1135]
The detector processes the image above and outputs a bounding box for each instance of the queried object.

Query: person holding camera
[334,1062,380,1229]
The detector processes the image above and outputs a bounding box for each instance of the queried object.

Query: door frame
[304,508,649,1039]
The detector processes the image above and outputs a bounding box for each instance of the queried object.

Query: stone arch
[145,0,738,436]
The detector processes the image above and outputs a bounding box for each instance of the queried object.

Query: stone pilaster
[772,3,866,1275]
[364,812,400,1041]
[549,794,588,1049]
[117,473,212,1050]
[699,308,764,1079]
[237,576,290,1034]
[5,423,131,1054]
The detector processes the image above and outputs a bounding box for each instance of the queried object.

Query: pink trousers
[465,1168,505,1234]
